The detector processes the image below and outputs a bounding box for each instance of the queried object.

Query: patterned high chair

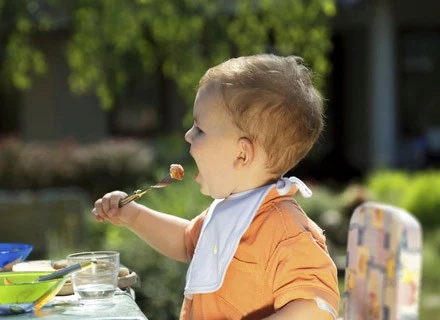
[342,202,422,320]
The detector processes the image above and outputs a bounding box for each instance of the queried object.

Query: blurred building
[0,0,439,179]
[327,0,440,177]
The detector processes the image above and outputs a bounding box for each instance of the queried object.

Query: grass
[419,230,440,319]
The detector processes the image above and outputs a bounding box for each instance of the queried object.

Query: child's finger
[108,192,124,216]
[93,198,102,216]
[91,208,104,222]
[101,193,112,215]
[93,198,108,220]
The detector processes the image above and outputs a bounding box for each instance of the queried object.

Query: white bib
[184,177,311,298]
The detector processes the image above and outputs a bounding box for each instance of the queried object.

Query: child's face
[185,87,242,199]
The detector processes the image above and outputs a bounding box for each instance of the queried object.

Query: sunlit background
[0,0,439,319]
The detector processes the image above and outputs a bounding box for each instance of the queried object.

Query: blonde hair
[199,54,324,176]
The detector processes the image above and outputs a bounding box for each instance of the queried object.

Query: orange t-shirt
[180,187,339,319]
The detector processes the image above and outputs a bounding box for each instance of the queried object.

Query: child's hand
[92,191,140,227]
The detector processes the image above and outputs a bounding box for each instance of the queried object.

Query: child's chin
[199,185,209,196]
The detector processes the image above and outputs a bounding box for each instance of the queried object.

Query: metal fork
[118,174,176,207]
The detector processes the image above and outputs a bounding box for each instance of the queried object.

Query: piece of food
[170,164,184,181]
[118,267,130,277]
[53,260,68,270]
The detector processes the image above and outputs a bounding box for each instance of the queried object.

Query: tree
[0,0,336,120]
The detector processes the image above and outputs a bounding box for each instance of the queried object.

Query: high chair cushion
[342,202,422,320]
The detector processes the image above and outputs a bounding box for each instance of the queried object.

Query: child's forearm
[263,300,334,320]
[127,204,190,263]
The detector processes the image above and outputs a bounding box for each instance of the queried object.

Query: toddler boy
[93,54,339,319]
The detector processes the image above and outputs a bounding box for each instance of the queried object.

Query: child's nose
[184,128,193,144]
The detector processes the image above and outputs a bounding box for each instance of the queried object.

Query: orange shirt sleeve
[265,231,340,316]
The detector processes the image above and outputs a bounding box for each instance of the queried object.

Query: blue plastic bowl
[0,243,33,270]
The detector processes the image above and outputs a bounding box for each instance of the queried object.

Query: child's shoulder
[255,198,325,242]
[240,198,328,266]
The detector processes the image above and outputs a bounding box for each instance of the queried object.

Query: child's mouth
[194,172,199,180]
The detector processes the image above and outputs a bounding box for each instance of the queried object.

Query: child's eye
[194,125,203,134]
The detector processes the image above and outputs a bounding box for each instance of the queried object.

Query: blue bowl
[0,243,33,270]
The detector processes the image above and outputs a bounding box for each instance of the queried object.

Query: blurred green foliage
[422,230,440,288]
[296,184,340,221]
[0,0,336,119]
[366,170,440,228]
[366,170,410,206]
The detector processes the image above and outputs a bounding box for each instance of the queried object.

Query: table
[4,292,148,320]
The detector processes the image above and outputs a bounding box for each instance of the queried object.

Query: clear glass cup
[67,251,120,305]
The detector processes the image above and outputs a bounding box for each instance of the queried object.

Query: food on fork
[118,267,130,277]
[119,163,184,207]
[170,164,184,181]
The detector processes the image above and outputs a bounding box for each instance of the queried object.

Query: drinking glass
[67,251,120,305]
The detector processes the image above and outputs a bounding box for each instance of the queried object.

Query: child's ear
[235,137,254,168]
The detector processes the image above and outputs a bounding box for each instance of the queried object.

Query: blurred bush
[366,170,410,206]
[422,230,440,288]
[296,184,341,221]
[366,170,440,229]
[0,137,156,199]
[402,171,440,227]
